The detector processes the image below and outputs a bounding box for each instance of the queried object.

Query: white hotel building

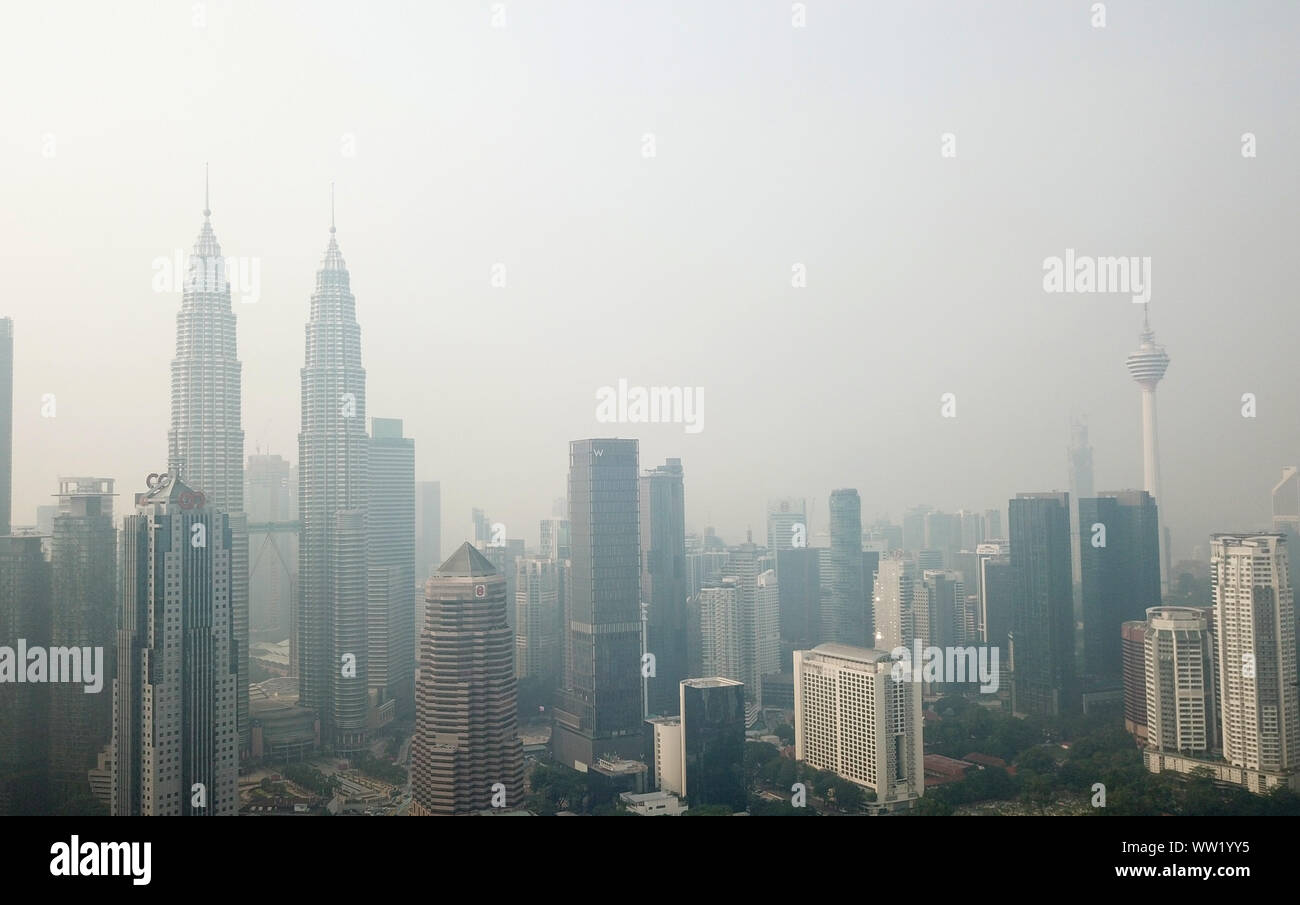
[793,644,924,805]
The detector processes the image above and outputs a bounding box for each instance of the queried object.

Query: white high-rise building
[766,498,806,554]
[298,205,372,755]
[872,553,916,651]
[1212,534,1298,780]
[167,178,249,754]
[698,578,742,681]
[1143,606,1216,755]
[1126,307,1171,591]
[515,556,563,684]
[794,644,924,805]
[645,716,683,795]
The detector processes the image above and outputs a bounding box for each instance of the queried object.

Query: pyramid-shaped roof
[436,542,498,577]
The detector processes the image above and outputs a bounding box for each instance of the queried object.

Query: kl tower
[1125,303,1171,593]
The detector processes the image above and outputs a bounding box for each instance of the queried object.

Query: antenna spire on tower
[203,162,210,217]
[330,182,336,234]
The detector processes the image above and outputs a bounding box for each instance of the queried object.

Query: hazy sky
[2,0,1297,560]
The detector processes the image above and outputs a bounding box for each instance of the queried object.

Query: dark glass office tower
[1079,490,1160,689]
[553,439,643,769]
[641,458,687,716]
[680,678,746,812]
[1009,492,1077,717]
[0,535,50,815]
[826,489,864,645]
[48,478,117,812]
[368,418,415,719]
[778,547,821,647]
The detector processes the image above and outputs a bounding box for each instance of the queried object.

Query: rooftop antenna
[203,162,210,217]
[330,182,336,233]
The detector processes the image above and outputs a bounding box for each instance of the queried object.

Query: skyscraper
[48,477,116,812]
[1126,305,1170,591]
[697,577,742,681]
[411,543,524,815]
[1272,467,1300,674]
[298,207,371,755]
[246,454,296,649]
[0,534,50,815]
[112,474,238,815]
[1143,606,1216,756]
[167,182,249,754]
[416,481,442,579]
[539,516,571,561]
[777,546,821,648]
[872,553,915,651]
[553,439,644,769]
[369,417,415,720]
[1121,620,1149,745]
[515,556,563,685]
[766,498,806,555]
[1079,491,1161,688]
[794,644,924,805]
[1212,534,1298,784]
[1067,418,1094,603]
[826,489,864,645]
[1009,492,1077,717]
[679,678,747,811]
[640,458,687,716]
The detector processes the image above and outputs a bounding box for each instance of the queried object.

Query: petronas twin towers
[169,178,378,757]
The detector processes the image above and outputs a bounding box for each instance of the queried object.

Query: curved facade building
[412,543,524,815]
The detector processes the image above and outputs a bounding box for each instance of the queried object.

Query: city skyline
[6,3,1300,563]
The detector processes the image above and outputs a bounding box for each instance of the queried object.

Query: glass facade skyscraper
[553,438,643,769]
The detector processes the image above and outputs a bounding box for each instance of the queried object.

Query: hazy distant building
[246,454,296,650]
[919,569,969,650]
[1079,491,1161,689]
[983,509,1002,541]
[516,556,563,685]
[416,481,441,580]
[167,189,249,755]
[1067,419,1095,606]
[1212,534,1298,782]
[794,644,924,805]
[1143,606,1216,755]
[0,534,50,814]
[902,506,931,554]
[411,544,524,815]
[1009,492,1077,717]
[297,214,372,755]
[924,511,962,567]
[482,539,524,633]
[698,577,742,681]
[641,459,687,716]
[369,417,415,720]
[767,498,806,554]
[48,478,116,812]
[471,508,492,547]
[680,678,746,811]
[777,547,821,647]
[553,439,644,768]
[872,553,915,651]
[112,475,238,815]
[540,516,571,561]
[1272,467,1300,671]
[726,541,780,704]
[976,542,1012,644]
[826,489,864,645]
